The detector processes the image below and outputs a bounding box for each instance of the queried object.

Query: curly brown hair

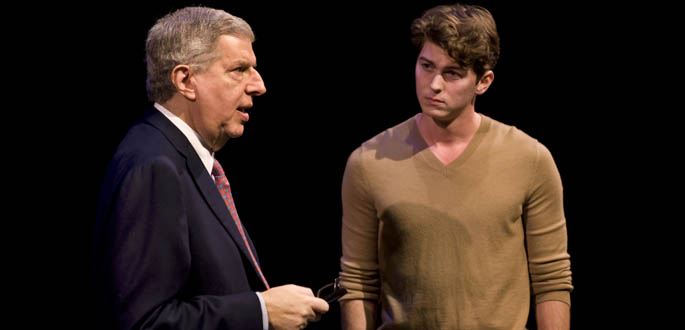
[411,3,500,78]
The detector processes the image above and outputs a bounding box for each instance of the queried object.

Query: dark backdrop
[33,1,657,329]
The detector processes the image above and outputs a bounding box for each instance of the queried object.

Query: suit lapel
[144,109,265,285]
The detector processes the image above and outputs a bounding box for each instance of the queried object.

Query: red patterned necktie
[212,159,270,289]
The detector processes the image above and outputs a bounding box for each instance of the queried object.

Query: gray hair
[145,7,255,103]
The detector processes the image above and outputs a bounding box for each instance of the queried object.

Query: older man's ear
[170,64,197,101]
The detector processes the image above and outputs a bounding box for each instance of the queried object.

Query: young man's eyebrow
[419,56,464,71]
[418,56,433,64]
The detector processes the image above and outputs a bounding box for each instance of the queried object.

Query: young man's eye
[443,71,462,80]
[420,62,433,70]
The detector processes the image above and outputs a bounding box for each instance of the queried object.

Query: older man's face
[191,34,266,151]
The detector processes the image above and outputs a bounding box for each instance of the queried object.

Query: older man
[94,7,327,330]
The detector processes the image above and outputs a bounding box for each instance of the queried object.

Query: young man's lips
[426,97,445,104]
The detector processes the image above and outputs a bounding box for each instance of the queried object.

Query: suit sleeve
[96,157,263,330]
[523,143,574,306]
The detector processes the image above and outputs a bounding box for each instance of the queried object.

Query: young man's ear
[170,64,197,100]
[475,70,494,95]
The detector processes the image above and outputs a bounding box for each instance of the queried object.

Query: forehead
[214,34,256,65]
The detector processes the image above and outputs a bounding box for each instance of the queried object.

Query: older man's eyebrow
[226,60,256,72]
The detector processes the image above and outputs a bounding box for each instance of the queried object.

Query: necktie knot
[212,159,225,178]
[213,159,230,191]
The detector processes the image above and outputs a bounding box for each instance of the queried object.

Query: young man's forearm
[340,300,377,330]
[536,300,570,330]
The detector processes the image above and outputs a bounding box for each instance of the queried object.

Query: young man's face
[415,41,492,124]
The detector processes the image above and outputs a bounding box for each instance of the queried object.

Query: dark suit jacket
[94,109,267,330]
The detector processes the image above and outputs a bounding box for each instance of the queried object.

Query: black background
[23,1,662,328]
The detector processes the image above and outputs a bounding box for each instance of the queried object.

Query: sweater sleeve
[339,147,381,301]
[524,142,574,306]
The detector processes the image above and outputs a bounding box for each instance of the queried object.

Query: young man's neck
[417,109,481,146]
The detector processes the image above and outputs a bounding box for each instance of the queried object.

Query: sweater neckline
[411,113,491,172]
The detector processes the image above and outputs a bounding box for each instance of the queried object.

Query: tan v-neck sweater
[339,114,572,329]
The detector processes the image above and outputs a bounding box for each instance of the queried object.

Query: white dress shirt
[155,103,269,330]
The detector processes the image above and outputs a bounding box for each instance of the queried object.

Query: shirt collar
[154,103,214,176]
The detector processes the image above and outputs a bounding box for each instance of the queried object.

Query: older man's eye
[227,66,249,80]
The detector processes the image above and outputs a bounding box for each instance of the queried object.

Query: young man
[339,4,572,329]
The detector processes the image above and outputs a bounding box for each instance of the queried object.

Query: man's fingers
[310,297,329,314]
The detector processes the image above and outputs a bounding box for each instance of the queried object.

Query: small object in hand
[316,277,348,303]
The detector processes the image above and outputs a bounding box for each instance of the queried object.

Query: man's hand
[261,284,329,330]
